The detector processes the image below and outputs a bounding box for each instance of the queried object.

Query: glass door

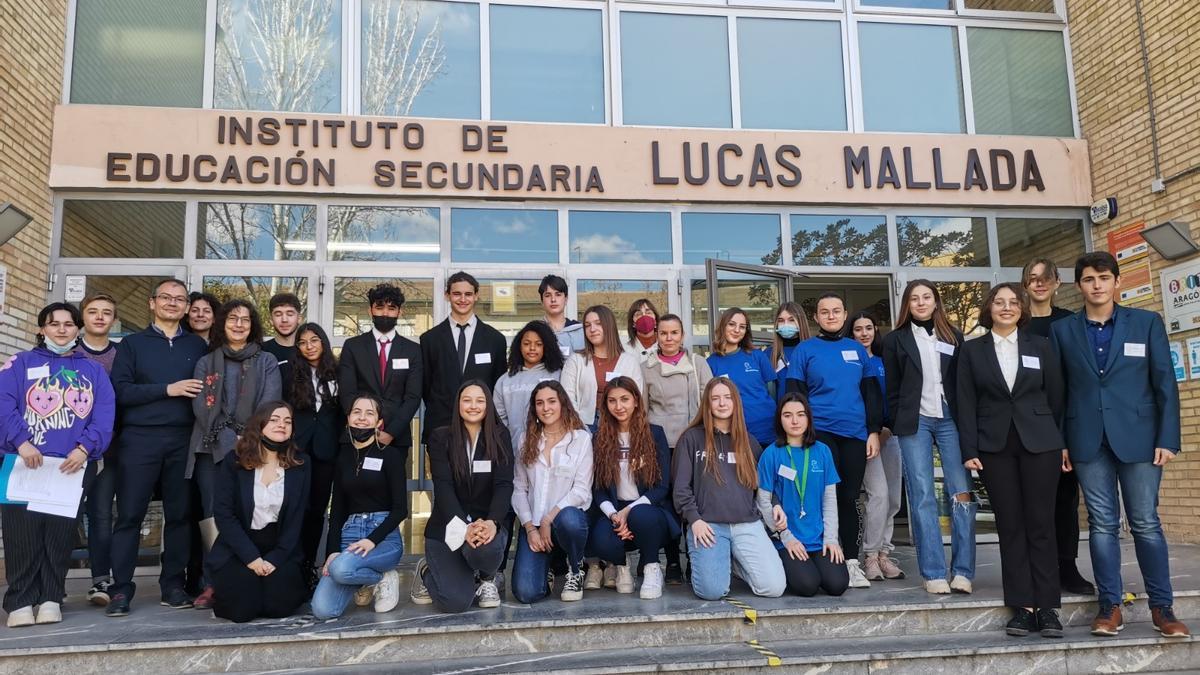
[190,265,319,339]
[51,264,188,338]
[700,259,797,352]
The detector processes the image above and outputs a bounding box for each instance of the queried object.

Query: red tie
[378,338,391,384]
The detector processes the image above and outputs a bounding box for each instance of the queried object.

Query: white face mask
[44,338,77,355]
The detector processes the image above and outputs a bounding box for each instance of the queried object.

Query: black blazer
[424,425,514,542]
[956,331,1065,461]
[208,456,311,571]
[419,319,508,440]
[337,332,423,448]
[881,325,964,435]
[293,397,345,462]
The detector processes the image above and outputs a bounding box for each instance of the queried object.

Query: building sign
[1119,259,1154,304]
[1107,221,1149,262]
[49,105,1093,207]
[1161,257,1200,334]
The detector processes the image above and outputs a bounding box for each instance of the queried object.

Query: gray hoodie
[494,363,562,443]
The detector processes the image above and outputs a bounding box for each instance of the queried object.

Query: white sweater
[560,351,646,423]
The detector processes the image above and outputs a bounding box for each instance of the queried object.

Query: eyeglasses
[155,294,188,305]
[991,300,1022,309]
[227,315,253,325]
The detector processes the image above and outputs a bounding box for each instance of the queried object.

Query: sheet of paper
[26,497,81,518]
[445,516,469,552]
[6,456,87,505]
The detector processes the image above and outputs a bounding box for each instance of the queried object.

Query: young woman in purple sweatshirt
[0,302,115,627]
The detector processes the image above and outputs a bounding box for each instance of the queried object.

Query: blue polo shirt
[786,337,873,440]
[757,441,840,551]
[707,348,777,445]
[1086,312,1116,375]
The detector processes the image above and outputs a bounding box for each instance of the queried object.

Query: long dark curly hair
[593,376,659,490]
[291,323,338,412]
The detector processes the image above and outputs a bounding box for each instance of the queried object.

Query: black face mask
[372,315,398,333]
[348,426,377,443]
[261,437,291,453]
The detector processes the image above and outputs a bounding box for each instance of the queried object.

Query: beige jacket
[641,352,713,448]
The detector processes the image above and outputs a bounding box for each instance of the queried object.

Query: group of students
[0,253,1188,641]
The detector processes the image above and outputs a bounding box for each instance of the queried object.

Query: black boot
[1060,560,1096,595]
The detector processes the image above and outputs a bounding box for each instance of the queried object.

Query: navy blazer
[424,425,515,542]
[590,424,681,540]
[208,455,311,571]
[1050,305,1181,463]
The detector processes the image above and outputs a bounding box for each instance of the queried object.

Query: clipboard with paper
[2,454,86,517]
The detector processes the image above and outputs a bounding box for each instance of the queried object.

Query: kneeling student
[411,381,514,612]
[585,377,678,599]
[673,378,786,601]
[311,395,407,619]
[756,394,849,597]
[209,402,310,623]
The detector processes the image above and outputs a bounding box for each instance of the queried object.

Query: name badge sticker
[392,358,409,370]
[1125,343,1146,358]
[1021,355,1041,370]
[935,342,956,356]
[553,464,574,478]
[841,350,859,362]
[726,452,737,465]
[778,464,797,480]
[560,345,572,357]
[473,460,492,473]
[474,352,492,365]
[362,457,384,471]
[26,365,50,380]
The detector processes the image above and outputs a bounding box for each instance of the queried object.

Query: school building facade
[0,0,1196,544]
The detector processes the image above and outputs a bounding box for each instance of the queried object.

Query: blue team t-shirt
[757,441,840,551]
[707,349,777,445]
[786,337,873,440]
[864,353,887,422]
[771,342,804,406]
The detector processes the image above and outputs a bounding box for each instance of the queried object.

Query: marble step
[245,623,1200,674]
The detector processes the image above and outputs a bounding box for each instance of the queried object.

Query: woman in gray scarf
[188,298,283,609]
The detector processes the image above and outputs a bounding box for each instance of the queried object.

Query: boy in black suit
[336,283,423,464]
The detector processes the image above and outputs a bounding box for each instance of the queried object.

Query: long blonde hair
[685,377,757,488]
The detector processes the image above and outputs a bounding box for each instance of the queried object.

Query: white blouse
[251,467,286,530]
[512,429,593,526]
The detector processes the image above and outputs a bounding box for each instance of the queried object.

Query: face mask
[44,339,76,355]
[261,436,291,453]
[634,315,657,334]
[776,325,800,339]
[372,315,397,333]
[349,426,377,443]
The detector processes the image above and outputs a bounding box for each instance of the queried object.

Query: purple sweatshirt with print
[0,347,115,459]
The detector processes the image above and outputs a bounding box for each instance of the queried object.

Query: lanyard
[784,445,811,505]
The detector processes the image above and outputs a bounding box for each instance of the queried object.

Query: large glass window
[682,213,781,265]
[859,23,965,133]
[361,0,480,119]
[860,0,952,8]
[214,0,342,113]
[198,203,317,261]
[327,206,440,262]
[490,6,604,123]
[577,281,669,326]
[997,217,1083,269]
[965,0,1056,11]
[937,281,990,336]
[474,279,546,337]
[451,209,557,263]
[332,277,434,340]
[70,0,206,107]
[568,211,672,264]
[737,18,846,131]
[620,13,731,128]
[968,28,1073,136]
[63,275,164,337]
[897,216,989,267]
[202,275,310,335]
[791,215,889,266]
[60,200,186,259]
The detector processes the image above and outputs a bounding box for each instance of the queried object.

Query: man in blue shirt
[1051,252,1187,639]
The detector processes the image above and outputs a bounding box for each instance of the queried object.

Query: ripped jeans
[897,404,976,581]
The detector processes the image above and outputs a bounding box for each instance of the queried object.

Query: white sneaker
[640,563,664,600]
[615,565,635,594]
[603,564,617,589]
[6,606,34,628]
[409,559,432,605]
[584,563,604,591]
[846,559,872,588]
[924,579,952,594]
[475,580,501,608]
[950,575,973,594]
[354,584,375,607]
[374,570,400,612]
[34,601,62,624]
[561,569,585,602]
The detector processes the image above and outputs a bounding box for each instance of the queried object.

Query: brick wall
[1067,0,1200,539]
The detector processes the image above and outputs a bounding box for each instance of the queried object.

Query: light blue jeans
[310,512,404,620]
[688,521,786,601]
[897,404,976,581]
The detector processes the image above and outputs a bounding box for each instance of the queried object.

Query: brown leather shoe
[1091,603,1124,636]
[1152,606,1190,638]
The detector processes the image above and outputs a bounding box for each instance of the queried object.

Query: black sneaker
[1037,608,1064,638]
[88,580,113,606]
[665,561,684,586]
[160,587,194,609]
[1005,608,1037,636]
[105,593,131,617]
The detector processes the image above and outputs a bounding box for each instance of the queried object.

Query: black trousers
[778,548,849,597]
[1055,470,1082,563]
[300,455,337,572]
[211,524,306,623]
[2,463,97,612]
[424,530,509,614]
[816,431,867,561]
[979,426,1062,609]
[110,426,192,600]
